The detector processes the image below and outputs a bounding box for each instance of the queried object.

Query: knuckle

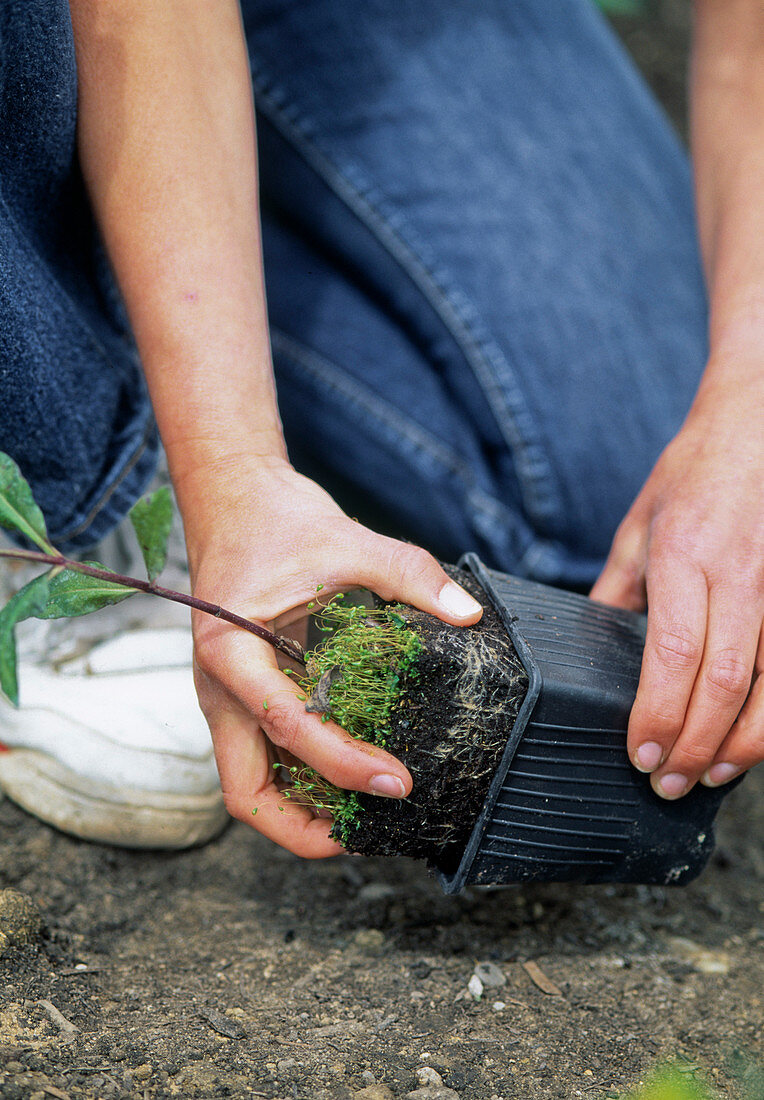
[632,696,685,742]
[704,649,752,700]
[652,627,702,672]
[647,713,684,742]
[262,699,301,756]
[668,742,716,773]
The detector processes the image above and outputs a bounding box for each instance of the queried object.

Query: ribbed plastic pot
[436,554,741,894]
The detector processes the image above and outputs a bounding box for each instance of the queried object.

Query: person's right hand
[179,456,484,858]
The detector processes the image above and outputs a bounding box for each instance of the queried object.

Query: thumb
[345,532,484,626]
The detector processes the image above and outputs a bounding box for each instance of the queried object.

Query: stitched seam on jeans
[251,76,561,525]
[271,328,524,540]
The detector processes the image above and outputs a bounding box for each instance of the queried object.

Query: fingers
[648,586,758,797]
[701,629,764,787]
[338,531,483,626]
[207,704,344,859]
[195,628,414,857]
[629,563,761,798]
[628,560,708,788]
[238,658,413,796]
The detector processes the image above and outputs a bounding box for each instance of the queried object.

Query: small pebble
[474,961,506,988]
[492,1001,506,1012]
[133,1064,153,1082]
[417,1067,444,1088]
[360,1070,377,1087]
[352,929,386,955]
[667,936,731,975]
[467,974,484,1001]
[355,1086,395,1100]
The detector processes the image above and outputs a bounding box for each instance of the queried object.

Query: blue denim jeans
[1,0,707,587]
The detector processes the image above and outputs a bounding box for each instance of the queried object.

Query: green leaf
[36,563,137,619]
[0,574,51,705]
[0,452,54,553]
[129,487,174,582]
[0,562,137,703]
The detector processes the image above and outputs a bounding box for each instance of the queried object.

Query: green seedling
[278,595,423,843]
[615,1064,721,1100]
[0,451,421,843]
[0,451,303,706]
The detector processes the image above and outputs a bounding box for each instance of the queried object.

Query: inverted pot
[437,554,740,894]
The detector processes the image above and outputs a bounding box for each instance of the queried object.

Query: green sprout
[279,595,423,844]
[0,451,305,708]
[0,449,422,847]
[617,1064,720,1100]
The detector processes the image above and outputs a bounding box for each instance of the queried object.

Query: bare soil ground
[0,771,762,1100]
[2,5,762,1099]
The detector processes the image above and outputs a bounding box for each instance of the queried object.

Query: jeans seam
[271,327,528,546]
[250,72,562,527]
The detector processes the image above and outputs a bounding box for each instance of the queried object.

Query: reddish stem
[0,548,306,666]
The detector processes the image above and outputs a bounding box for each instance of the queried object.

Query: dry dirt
[2,5,763,1100]
[0,770,762,1100]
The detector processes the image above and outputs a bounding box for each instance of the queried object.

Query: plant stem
[0,547,306,666]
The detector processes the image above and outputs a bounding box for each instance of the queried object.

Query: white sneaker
[0,613,228,850]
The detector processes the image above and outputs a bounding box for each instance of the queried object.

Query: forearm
[591,3,764,798]
[691,0,764,383]
[69,1,285,538]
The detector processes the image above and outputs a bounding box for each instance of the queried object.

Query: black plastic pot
[436,554,741,894]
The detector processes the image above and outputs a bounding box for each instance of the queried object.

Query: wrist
[168,445,293,562]
[694,314,764,405]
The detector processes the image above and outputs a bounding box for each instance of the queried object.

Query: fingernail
[655,773,688,799]
[701,762,742,788]
[369,774,407,798]
[439,581,482,618]
[634,742,663,772]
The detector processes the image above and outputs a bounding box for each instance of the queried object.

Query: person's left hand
[590,374,763,799]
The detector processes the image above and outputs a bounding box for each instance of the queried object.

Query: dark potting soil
[338,566,529,869]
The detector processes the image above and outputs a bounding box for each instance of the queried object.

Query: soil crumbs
[2,5,763,1100]
[347,568,527,865]
[0,766,762,1100]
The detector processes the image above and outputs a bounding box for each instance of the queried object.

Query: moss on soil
[295,566,528,867]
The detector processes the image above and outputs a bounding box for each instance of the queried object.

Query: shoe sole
[0,748,229,849]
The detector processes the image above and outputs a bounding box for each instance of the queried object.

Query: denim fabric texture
[0,1,158,550]
[1,0,707,582]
